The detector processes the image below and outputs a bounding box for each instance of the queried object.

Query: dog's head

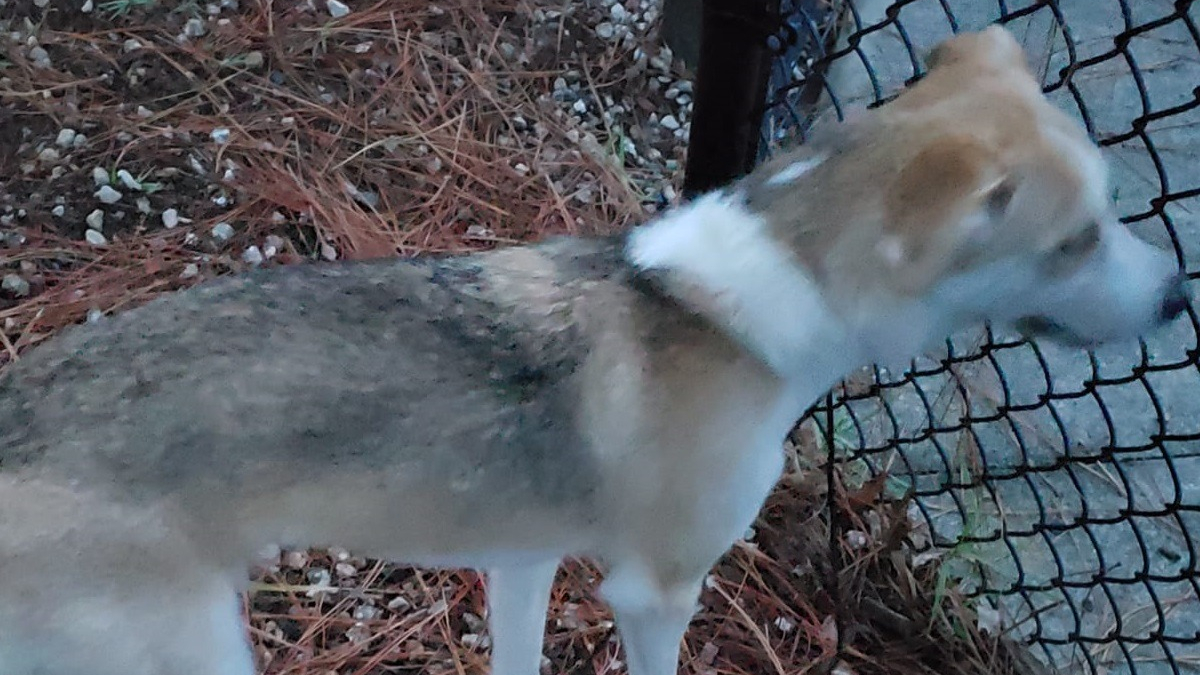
[750,26,1188,359]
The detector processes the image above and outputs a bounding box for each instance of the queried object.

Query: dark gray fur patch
[0,242,638,514]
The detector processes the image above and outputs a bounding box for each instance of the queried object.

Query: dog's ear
[879,134,1014,293]
[927,25,1029,74]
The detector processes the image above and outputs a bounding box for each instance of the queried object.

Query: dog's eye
[1055,222,1100,258]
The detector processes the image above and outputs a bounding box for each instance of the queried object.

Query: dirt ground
[0,1,1045,673]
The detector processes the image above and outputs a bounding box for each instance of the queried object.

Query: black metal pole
[682,0,780,198]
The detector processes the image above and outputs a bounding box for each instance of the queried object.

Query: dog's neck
[625,192,871,393]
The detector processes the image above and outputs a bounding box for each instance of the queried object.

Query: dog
[0,26,1189,675]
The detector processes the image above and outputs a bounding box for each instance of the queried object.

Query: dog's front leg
[487,560,559,675]
[602,566,703,675]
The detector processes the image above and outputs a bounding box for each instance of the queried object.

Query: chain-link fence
[682,1,1200,674]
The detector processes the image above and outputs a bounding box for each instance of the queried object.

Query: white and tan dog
[0,26,1189,675]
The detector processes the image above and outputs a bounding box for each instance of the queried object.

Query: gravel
[115,169,142,191]
[241,245,264,266]
[95,185,122,204]
[28,45,51,69]
[54,129,77,148]
[262,234,285,258]
[211,221,235,241]
[84,229,107,246]
[282,550,309,569]
[183,17,207,38]
[1,274,30,297]
[326,0,350,18]
[161,208,180,228]
[85,209,104,231]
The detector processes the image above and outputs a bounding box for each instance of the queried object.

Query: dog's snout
[1160,273,1190,323]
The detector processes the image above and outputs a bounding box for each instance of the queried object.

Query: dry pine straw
[1,0,659,359]
[1,0,1043,673]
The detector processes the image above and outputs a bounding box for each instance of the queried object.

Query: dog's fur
[0,27,1189,675]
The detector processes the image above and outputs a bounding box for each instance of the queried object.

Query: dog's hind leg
[0,575,254,675]
[487,560,559,675]
[0,479,255,675]
[602,566,703,675]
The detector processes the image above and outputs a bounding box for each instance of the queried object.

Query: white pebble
[80,0,93,11]
[282,550,308,569]
[51,204,65,217]
[211,222,235,241]
[92,167,110,186]
[72,133,87,148]
[86,308,105,323]
[29,46,51,68]
[85,229,107,246]
[595,22,615,39]
[184,18,206,37]
[572,98,588,114]
[180,263,200,279]
[116,169,142,191]
[161,208,180,228]
[55,128,77,148]
[262,234,284,258]
[37,147,59,163]
[136,197,151,214]
[660,114,680,130]
[345,623,372,644]
[610,3,628,22]
[306,568,332,589]
[334,562,356,578]
[1,274,30,297]
[326,0,350,17]
[241,245,264,266]
[210,128,230,144]
[845,529,869,549]
[461,633,490,649]
[85,209,104,231]
[95,185,122,204]
[353,604,379,621]
[123,38,142,52]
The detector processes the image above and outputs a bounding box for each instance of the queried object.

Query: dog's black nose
[1160,272,1190,322]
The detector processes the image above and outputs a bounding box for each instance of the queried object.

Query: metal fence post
[681,0,781,198]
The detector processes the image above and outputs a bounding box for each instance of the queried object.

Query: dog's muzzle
[1160,272,1190,323]
[1013,315,1091,347]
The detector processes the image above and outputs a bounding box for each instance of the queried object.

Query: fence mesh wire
[700,1,1200,673]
